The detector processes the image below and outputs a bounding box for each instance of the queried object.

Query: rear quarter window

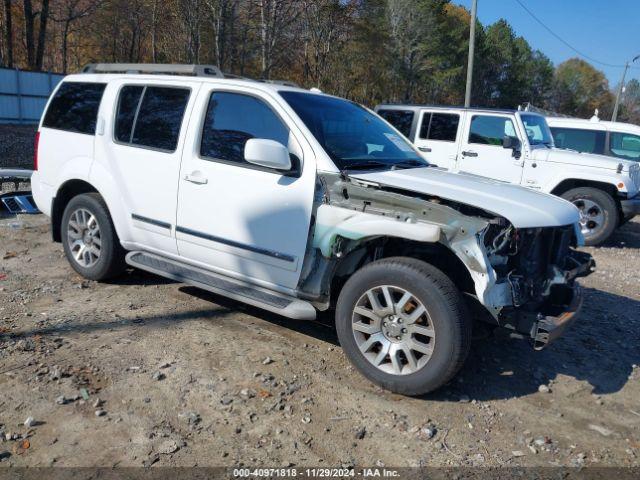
[42,82,106,135]
[419,112,459,141]
[377,109,414,138]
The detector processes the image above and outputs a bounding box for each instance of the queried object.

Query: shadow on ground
[603,218,640,248]
[183,285,639,401]
[6,279,638,402]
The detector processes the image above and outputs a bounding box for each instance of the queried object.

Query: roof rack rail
[81,63,224,78]
[258,79,299,88]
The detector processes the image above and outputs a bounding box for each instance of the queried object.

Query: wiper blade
[391,160,428,169]
[343,161,392,171]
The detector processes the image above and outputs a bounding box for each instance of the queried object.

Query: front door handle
[184,172,208,185]
[462,150,478,157]
[418,146,432,153]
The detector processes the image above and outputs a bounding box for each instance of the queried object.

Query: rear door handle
[418,146,432,153]
[184,172,208,184]
[462,150,478,157]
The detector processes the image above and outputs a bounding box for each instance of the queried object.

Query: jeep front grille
[630,163,640,191]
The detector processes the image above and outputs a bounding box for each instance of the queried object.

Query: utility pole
[464,0,478,108]
[612,54,640,122]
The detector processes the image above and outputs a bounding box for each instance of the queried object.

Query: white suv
[547,115,640,162]
[32,64,594,395]
[376,105,640,246]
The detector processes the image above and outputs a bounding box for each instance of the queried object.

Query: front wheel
[561,187,618,246]
[335,257,471,396]
[61,193,126,281]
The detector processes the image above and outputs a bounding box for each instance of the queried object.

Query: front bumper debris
[504,281,588,351]
[531,284,583,350]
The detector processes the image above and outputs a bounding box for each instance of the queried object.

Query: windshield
[279,91,427,171]
[520,114,554,146]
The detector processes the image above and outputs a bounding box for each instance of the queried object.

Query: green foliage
[550,58,614,118]
[618,78,640,124]
[0,0,632,121]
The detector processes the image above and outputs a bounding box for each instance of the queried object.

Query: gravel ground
[0,125,37,170]
[0,213,638,469]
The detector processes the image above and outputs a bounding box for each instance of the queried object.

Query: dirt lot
[0,212,639,469]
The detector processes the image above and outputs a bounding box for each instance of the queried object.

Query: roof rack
[81,63,224,78]
[80,63,301,88]
[258,79,300,88]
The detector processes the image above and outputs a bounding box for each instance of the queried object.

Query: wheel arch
[328,237,476,308]
[51,179,100,242]
[550,178,618,198]
[550,179,623,226]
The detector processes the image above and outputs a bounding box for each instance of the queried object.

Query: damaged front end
[299,172,595,350]
[483,224,595,349]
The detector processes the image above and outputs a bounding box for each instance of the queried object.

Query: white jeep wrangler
[376,105,640,246]
[31,64,594,395]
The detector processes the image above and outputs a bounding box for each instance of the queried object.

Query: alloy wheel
[67,208,102,268]
[351,285,435,375]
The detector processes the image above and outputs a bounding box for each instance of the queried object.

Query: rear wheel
[335,257,471,396]
[61,193,126,281]
[561,187,618,246]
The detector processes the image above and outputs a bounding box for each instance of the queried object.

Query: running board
[126,251,316,320]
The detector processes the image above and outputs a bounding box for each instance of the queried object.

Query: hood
[533,147,635,171]
[350,167,579,228]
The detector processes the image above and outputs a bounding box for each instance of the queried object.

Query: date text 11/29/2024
[232,468,401,478]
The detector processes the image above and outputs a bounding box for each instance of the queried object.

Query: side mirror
[244,138,291,171]
[502,135,520,150]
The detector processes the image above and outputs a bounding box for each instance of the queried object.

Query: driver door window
[458,114,524,184]
[200,92,290,168]
[468,115,517,146]
[609,132,640,160]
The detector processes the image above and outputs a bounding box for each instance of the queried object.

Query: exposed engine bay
[299,172,595,349]
[484,223,594,308]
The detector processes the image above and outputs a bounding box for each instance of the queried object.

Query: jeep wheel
[61,193,126,281]
[335,257,471,396]
[561,187,618,246]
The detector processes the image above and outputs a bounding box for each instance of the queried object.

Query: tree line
[1,0,638,124]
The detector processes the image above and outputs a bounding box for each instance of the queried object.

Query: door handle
[184,172,208,185]
[418,146,432,153]
[462,150,478,157]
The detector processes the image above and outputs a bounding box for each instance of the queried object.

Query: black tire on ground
[335,257,471,396]
[61,193,126,281]
[561,187,619,246]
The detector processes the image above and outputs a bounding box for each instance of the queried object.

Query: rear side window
[200,92,289,165]
[469,115,517,146]
[114,86,190,152]
[419,112,459,141]
[609,131,640,160]
[114,86,144,143]
[43,82,106,135]
[377,109,414,138]
[550,127,605,155]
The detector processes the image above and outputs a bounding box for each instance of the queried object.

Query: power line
[513,0,639,70]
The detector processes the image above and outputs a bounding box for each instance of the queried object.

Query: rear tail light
[34,131,40,171]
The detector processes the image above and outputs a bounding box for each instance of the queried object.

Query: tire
[61,193,126,281]
[335,257,471,396]
[561,187,618,246]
